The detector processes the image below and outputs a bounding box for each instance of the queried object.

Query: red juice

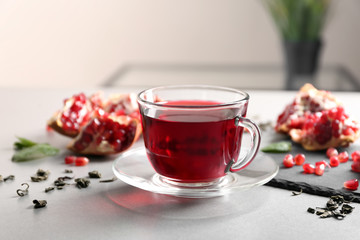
[140,100,245,183]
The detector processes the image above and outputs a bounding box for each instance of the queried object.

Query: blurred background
[0,0,359,90]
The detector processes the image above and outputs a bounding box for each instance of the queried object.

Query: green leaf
[261,141,292,153]
[12,144,59,162]
[14,137,37,150]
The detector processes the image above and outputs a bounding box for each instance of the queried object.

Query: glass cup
[137,85,261,188]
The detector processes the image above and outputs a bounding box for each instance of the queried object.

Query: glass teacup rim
[137,85,250,109]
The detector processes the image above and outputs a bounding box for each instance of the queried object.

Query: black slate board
[260,129,360,201]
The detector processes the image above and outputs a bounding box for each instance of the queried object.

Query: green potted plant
[262,0,332,89]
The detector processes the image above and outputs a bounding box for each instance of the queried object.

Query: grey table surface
[1,87,360,240]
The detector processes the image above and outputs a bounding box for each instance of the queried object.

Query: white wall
[0,0,358,88]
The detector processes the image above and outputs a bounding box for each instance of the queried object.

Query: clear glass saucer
[112,147,279,198]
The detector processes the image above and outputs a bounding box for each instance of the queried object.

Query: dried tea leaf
[31,169,50,182]
[54,180,66,187]
[75,178,90,189]
[341,204,354,214]
[261,141,292,153]
[309,195,355,220]
[326,199,339,211]
[99,177,117,183]
[307,207,315,214]
[16,183,29,197]
[331,195,345,205]
[292,189,303,196]
[45,187,55,193]
[319,210,334,218]
[88,170,101,178]
[3,175,15,182]
[33,199,47,208]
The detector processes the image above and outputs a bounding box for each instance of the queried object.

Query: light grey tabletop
[1,87,360,240]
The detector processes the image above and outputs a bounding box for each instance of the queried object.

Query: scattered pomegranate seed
[64,156,77,164]
[329,156,340,167]
[65,156,89,166]
[75,157,89,166]
[351,151,360,162]
[315,160,331,169]
[338,151,349,163]
[283,154,294,168]
[343,127,355,136]
[344,179,359,191]
[294,154,305,165]
[315,163,325,176]
[326,148,338,158]
[351,162,360,173]
[303,163,315,174]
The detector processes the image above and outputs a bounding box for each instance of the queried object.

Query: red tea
[140,100,245,182]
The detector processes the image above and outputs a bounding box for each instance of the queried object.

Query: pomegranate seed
[343,127,355,136]
[65,156,76,164]
[315,160,331,169]
[315,164,325,176]
[351,162,360,173]
[344,179,359,191]
[329,156,340,167]
[283,154,294,168]
[326,148,338,158]
[75,157,89,166]
[294,154,305,165]
[338,151,349,163]
[282,154,294,167]
[351,151,360,162]
[303,163,315,174]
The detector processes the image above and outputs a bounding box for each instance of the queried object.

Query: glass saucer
[112,147,279,198]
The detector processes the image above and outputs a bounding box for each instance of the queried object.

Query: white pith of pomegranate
[68,115,141,155]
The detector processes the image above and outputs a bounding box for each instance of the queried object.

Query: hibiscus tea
[140,100,246,183]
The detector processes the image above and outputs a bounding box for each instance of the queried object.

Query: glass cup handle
[230,116,261,172]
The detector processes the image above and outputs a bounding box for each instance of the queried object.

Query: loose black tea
[341,204,354,214]
[292,189,303,196]
[307,207,315,214]
[33,199,47,208]
[88,170,101,178]
[64,169,73,173]
[31,169,50,182]
[54,179,66,187]
[57,176,73,182]
[45,187,55,193]
[307,195,355,220]
[16,183,29,197]
[75,178,90,189]
[4,175,15,182]
[99,177,117,183]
